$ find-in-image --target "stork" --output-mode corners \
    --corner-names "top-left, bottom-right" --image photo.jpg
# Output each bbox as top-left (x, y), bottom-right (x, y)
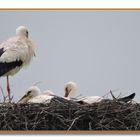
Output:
top-left (17, 86), bottom-right (54, 104)
top-left (64, 81), bottom-right (77, 100)
top-left (0, 26), bottom-right (35, 102)
top-left (64, 81), bottom-right (104, 104)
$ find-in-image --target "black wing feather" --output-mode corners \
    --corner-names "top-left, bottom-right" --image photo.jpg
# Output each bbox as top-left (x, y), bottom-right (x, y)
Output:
top-left (118, 93), bottom-right (135, 103)
top-left (0, 48), bottom-right (5, 57)
top-left (0, 60), bottom-right (23, 76)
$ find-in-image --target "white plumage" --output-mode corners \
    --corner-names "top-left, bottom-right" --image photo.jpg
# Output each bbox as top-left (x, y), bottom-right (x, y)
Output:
top-left (28, 89), bottom-right (54, 103)
top-left (17, 86), bottom-right (54, 104)
top-left (0, 26), bottom-right (35, 102)
top-left (28, 94), bottom-right (54, 104)
top-left (78, 96), bottom-right (103, 104)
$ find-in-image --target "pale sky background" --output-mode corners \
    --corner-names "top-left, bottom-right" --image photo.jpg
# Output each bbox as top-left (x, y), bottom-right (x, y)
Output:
top-left (0, 10), bottom-right (140, 102)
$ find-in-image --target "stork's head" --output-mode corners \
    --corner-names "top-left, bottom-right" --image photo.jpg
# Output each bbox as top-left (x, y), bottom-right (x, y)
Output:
top-left (17, 86), bottom-right (41, 104)
top-left (16, 26), bottom-right (29, 38)
top-left (64, 81), bottom-right (77, 98)
top-left (42, 90), bottom-right (54, 96)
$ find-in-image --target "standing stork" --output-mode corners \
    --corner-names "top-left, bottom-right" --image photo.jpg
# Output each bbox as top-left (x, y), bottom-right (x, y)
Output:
top-left (0, 26), bottom-right (35, 102)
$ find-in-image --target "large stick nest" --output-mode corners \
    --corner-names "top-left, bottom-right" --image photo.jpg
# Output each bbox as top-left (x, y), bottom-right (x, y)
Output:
top-left (0, 97), bottom-right (139, 131)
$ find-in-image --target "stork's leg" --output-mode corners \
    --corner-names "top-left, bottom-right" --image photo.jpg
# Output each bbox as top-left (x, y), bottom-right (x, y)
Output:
top-left (6, 76), bottom-right (11, 102)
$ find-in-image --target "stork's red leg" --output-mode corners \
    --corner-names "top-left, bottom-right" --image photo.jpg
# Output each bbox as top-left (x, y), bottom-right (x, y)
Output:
top-left (6, 76), bottom-right (11, 102)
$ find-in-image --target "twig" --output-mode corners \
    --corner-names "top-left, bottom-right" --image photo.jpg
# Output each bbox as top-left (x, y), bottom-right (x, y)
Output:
top-left (0, 86), bottom-right (6, 102)
top-left (102, 89), bottom-right (119, 98)
top-left (67, 116), bottom-right (80, 130)
top-left (110, 90), bottom-right (117, 101)
top-left (89, 122), bottom-right (92, 130)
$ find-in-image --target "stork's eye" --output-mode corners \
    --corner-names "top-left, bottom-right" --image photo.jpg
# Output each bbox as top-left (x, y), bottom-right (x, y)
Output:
top-left (27, 90), bottom-right (31, 95)
top-left (26, 30), bottom-right (28, 38)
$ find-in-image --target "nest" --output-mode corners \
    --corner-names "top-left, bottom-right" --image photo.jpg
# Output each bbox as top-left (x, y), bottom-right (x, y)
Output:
top-left (0, 97), bottom-right (140, 131)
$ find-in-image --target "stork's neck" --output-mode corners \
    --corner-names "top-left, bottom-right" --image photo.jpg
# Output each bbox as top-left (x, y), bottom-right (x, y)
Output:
top-left (68, 89), bottom-right (76, 98)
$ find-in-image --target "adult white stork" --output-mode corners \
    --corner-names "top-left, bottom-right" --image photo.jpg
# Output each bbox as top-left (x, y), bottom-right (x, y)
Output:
top-left (0, 26), bottom-right (35, 102)
top-left (17, 86), bottom-right (54, 104)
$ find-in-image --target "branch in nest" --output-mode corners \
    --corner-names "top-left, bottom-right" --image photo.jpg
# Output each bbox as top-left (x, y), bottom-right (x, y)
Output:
top-left (67, 116), bottom-right (80, 130)
top-left (109, 90), bottom-right (117, 101)
top-left (0, 86), bottom-right (7, 103)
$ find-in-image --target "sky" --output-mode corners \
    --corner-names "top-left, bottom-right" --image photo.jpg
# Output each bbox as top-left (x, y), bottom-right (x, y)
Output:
top-left (0, 10), bottom-right (140, 102)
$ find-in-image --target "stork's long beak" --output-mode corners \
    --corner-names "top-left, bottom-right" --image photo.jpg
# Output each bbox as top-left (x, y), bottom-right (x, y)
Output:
top-left (17, 94), bottom-right (28, 103)
top-left (64, 87), bottom-right (71, 97)
top-left (64, 87), bottom-right (68, 97)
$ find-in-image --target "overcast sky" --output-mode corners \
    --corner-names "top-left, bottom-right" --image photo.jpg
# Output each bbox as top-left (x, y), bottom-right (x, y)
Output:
top-left (0, 10), bottom-right (140, 102)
